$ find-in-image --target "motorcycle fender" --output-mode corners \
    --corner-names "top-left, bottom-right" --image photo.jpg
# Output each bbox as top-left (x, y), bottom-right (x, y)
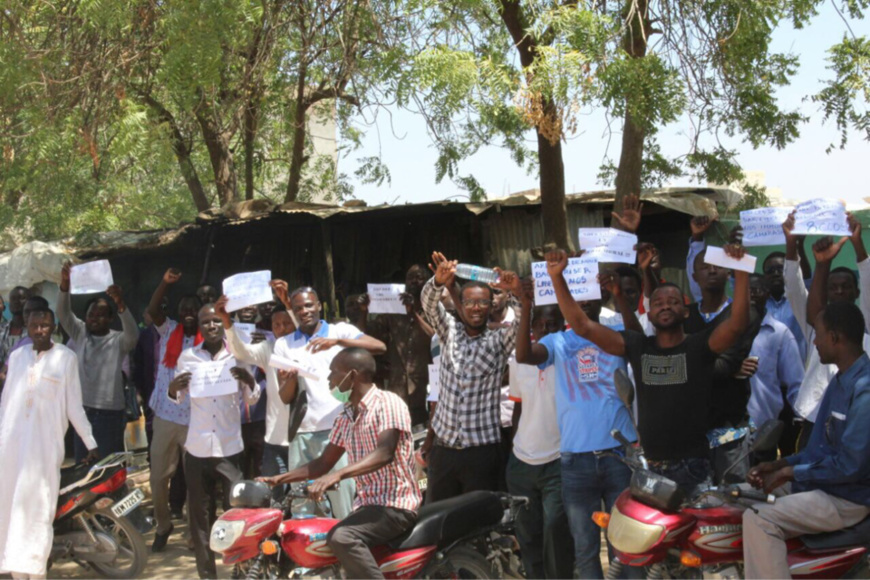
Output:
top-left (109, 488), bottom-right (153, 534)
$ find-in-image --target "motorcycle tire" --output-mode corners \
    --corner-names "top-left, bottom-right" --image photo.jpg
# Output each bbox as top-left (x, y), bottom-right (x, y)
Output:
top-left (444, 546), bottom-right (499, 579)
top-left (87, 509), bottom-right (148, 578)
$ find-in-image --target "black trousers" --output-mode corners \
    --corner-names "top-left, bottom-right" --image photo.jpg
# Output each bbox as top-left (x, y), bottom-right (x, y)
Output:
top-left (426, 442), bottom-right (502, 503)
top-left (241, 420), bottom-right (266, 479)
top-left (327, 505), bottom-right (417, 580)
top-left (185, 452), bottom-right (243, 579)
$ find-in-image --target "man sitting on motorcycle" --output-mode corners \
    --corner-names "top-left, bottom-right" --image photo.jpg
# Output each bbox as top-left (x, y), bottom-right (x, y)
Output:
top-left (544, 244), bottom-right (751, 493)
top-left (743, 301), bottom-right (870, 579)
top-left (260, 347), bottom-right (421, 580)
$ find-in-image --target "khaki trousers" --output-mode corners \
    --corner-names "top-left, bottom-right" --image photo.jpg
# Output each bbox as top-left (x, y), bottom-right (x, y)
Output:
top-left (149, 416), bottom-right (189, 534)
top-left (743, 488), bottom-right (870, 579)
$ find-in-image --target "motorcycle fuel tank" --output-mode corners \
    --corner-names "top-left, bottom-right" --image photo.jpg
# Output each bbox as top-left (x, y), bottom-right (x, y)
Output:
top-left (683, 504), bottom-right (745, 564)
top-left (279, 517), bottom-right (341, 569)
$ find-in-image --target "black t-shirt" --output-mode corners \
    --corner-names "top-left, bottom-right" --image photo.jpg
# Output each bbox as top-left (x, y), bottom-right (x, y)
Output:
top-left (621, 329), bottom-right (718, 461)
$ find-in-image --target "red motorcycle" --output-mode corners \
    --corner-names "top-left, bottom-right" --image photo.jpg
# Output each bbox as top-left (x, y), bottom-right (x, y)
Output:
top-left (594, 424), bottom-right (870, 579)
top-left (210, 481), bottom-right (526, 579)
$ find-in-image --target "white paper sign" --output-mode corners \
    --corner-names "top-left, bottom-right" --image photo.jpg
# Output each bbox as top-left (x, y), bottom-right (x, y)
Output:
top-left (69, 260), bottom-right (114, 294)
top-left (234, 322), bottom-right (256, 344)
top-left (704, 246), bottom-right (757, 273)
top-left (223, 270), bottom-right (273, 313)
top-left (531, 257), bottom-right (602, 306)
top-left (792, 198), bottom-right (849, 236)
top-left (740, 207), bottom-right (792, 247)
top-left (428, 364), bottom-right (440, 392)
top-left (268, 353), bottom-right (321, 381)
top-left (182, 358), bottom-right (239, 399)
top-left (578, 228), bottom-right (637, 263)
top-left (367, 284), bottom-right (407, 315)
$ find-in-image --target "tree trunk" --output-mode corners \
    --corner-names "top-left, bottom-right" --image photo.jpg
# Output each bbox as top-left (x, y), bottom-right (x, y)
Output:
top-left (139, 93), bottom-right (210, 212)
top-left (244, 98), bottom-right (258, 201)
top-left (196, 108), bottom-right (239, 206)
top-left (538, 124), bottom-right (570, 250)
top-left (613, 0), bottom-right (650, 213)
top-left (284, 67), bottom-right (309, 204)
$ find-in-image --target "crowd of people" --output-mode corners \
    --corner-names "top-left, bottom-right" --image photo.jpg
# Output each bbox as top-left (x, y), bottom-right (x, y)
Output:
top-left (0, 197), bottom-right (869, 580)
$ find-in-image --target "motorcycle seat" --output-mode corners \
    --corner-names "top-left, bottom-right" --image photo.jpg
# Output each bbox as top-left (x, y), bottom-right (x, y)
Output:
top-left (59, 463), bottom-right (91, 490)
top-left (388, 490), bottom-right (504, 550)
top-left (802, 515), bottom-right (870, 551)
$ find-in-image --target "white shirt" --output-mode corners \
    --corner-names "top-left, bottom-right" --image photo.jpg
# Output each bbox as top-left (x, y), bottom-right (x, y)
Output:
top-left (508, 356), bottom-right (560, 465)
top-left (173, 344), bottom-right (261, 458)
top-left (785, 258), bottom-right (870, 422)
top-left (225, 326), bottom-right (289, 446)
top-left (272, 321), bottom-right (362, 433)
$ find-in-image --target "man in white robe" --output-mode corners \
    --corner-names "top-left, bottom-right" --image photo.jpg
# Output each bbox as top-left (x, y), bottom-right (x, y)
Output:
top-left (0, 308), bottom-right (97, 579)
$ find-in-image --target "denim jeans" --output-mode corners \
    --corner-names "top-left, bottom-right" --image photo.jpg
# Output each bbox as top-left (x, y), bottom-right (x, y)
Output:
top-left (506, 453), bottom-right (574, 579)
top-left (561, 451), bottom-right (634, 579)
top-left (74, 407), bottom-right (126, 461)
top-left (262, 443), bottom-right (290, 501)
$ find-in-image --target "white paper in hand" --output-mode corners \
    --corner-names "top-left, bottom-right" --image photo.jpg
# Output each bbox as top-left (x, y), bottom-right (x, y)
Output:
top-left (531, 257), bottom-right (601, 306)
top-left (704, 246), bottom-right (757, 273)
top-left (223, 270), bottom-right (273, 313)
top-left (740, 207), bottom-right (792, 247)
top-left (792, 198), bottom-right (850, 236)
top-left (183, 358), bottom-right (239, 399)
top-left (428, 364), bottom-right (440, 392)
top-left (578, 228), bottom-right (637, 263)
top-left (268, 353), bottom-right (321, 381)
top-left (234, 322), bottom-right (256, 344)
top-left (367, 284), bottom-right (407, 314)
top-left (70, 260), bottom-right (114, 294)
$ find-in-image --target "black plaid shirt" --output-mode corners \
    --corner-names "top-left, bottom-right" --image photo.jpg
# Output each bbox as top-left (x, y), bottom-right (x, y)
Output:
top-left (422, 277), bottom-right (519, 447)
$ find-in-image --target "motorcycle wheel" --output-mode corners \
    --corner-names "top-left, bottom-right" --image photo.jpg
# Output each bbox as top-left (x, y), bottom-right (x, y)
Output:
top-left (444, 546), bottom-right (499, 579)
top-left (86, 509), bottom-right (148, 578)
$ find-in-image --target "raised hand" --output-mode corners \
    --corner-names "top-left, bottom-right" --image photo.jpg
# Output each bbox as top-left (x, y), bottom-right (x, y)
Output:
top-left (848, 213), bottom-right (862, 244)
top-left (723, 243), bottom-right (746, 261)
top-left (812, 236), bottom-right (848, 264)
top-left (545, 250), bottom-right (569, 278)
top-left (214, 295), bottom-right (233, 327)
top-left (729, 225), bottom-right (744, 245)
top-left (519, 277), bottom-right (535, 305)
top-left (431, 252), bottom-right (457, 287)
top-left (106, 285), bottom-right (126, 312)
top-left (611, 194), bottom-right (643, 233)
top-left (690, 215), bottom-right (716, 241)
top-left (163, 268), bottom-right (182, 285)
top-left (270, 279), bottom-right (290, 308)
top-left (781, 211), bottom-right (796, 240)
top-left (60, 261), bottom-right (72, 292)
top-left (636, 242), bottom-right (657, 272)
top-left (598, 270), bottom-right (622, 298)
top-left (492, 268), bottom-right (521, 296)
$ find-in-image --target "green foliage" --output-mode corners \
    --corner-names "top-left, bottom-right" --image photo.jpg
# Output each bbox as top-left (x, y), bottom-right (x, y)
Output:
top-left (814, 35), bottom-right (870, 151)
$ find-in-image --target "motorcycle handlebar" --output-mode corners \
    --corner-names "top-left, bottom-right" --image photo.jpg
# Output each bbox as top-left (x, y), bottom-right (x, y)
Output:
top-left (726, 486), bottom-right (775, 504)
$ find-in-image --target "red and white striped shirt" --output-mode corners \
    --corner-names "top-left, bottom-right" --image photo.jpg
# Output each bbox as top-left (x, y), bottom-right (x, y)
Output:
top-left (329, 387), bottom-right (421, 512)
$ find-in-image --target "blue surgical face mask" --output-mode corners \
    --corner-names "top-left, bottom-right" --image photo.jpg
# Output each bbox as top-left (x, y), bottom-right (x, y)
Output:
top-left (330, 370), bottom-right (353, 404)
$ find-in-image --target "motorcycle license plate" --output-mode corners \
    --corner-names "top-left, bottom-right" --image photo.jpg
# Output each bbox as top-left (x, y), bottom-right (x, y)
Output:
top-left (110, 488), bottom-right (144, 518)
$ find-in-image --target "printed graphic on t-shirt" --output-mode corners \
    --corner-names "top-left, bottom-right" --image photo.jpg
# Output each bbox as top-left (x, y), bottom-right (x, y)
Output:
top-left (641, 353), bottom-right (687, 385)
top-left (576, 347), bottom-right (599, 382)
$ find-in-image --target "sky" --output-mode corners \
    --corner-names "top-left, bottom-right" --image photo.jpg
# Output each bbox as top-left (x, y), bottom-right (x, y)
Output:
top-left (341, 3), bottom-right (870, 207)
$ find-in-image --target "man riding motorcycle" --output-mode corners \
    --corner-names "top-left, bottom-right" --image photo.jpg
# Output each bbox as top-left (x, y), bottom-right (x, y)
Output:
top-left (744, 301), bottom-right (870, 579)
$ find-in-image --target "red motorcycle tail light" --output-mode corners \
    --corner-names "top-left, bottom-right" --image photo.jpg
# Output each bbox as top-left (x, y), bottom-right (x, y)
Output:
top-left (91, 470), bottom-right (127, 494)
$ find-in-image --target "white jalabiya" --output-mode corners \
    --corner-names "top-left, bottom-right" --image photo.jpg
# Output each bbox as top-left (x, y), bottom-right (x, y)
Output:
top-left (0, 343), bottom-right (97, 577)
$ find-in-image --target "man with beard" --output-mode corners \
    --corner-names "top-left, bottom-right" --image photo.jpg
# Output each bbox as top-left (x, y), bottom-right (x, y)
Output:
top-left (419, 253), bottom-right (521, 501)
top-left (545, 244), bottom-right (751, 493)
top-left (146, 268), bottom-right (203, 552)
top-left (369, 265), bottom-right (436, 426)
top-left (168, 304), bottom-right (260, 579)
top-left (273, 286), bottom-right (386, 518)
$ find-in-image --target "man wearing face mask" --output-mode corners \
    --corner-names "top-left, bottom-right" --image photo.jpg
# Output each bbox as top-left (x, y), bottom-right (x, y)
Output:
top-left (57, 262), bottom-right (139, 461)
top-left (260, 348), bottom-right (420, 580)
top-left (418, 252), bottom-right (521, 502)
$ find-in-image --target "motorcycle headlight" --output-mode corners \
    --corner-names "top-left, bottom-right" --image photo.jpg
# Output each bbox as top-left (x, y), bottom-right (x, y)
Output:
top-left (210, 520), bottom-right (245, 553)
top-left (608, 505), bottom-right (666, 554)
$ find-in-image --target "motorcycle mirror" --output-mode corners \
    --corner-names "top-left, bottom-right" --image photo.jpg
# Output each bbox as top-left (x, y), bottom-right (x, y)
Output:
top-left (614, 368), bottom-right (635, 411)
top-left (751, 420), bottom-right (785, 453)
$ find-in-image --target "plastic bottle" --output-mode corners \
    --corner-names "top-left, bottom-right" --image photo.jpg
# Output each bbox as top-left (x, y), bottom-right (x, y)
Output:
top-left (454, 263), bottom-right (499, 284)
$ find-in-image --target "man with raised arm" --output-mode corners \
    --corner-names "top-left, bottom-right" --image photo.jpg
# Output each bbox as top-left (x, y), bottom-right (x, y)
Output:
top-left (418, 253), bottom-right (521, 501)
top-left (57, 262), bottom-right (139, 460)
top-left (545, 244), bottom-right (751, 492)
top-left (783, 213), bottom-right (870, 449)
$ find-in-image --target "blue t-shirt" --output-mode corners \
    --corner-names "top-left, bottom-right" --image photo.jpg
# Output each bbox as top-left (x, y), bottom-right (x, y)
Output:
top-left (538, 328), bottom-right (637, 453)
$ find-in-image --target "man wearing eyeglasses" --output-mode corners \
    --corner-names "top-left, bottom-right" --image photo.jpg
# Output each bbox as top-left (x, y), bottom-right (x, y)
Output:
top-left (743, 301), bottom-right (870, 579)
top-left (419, 252), bottom-right (521, 502)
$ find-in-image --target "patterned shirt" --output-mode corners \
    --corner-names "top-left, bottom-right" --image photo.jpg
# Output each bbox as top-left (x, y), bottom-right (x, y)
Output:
top-left (148, 319), bottom-right (193, 425)
top-left (329, 387), bottom-right (421, 512)
top-left (421, 277), bottom-right (520, 448)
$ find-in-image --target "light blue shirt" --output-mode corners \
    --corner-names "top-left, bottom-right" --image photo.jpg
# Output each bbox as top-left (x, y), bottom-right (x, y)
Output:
top-left (765, 293), bottom-right (807, 361)
top-left (149, 319), bottom-right (192, 425)
top-left (748, 312), bottom-right (805, 425)
top-left (538, 327), bottom-right (637, 454)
